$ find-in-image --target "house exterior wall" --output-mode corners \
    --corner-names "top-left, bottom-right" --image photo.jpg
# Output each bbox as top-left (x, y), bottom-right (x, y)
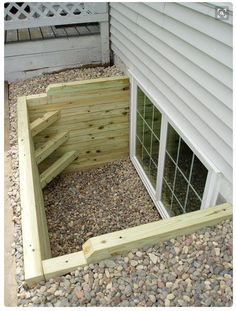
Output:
top-left (110, 2), bottom-right (233, 203)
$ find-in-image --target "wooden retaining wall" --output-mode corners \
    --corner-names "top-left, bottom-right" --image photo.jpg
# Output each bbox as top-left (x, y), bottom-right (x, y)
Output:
top-left (27, 76), bottom-right (130, 172)
top-left (17, 76), bottom-right (232, 286)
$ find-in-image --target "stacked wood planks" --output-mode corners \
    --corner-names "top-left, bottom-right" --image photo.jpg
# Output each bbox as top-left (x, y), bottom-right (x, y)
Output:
top-left (27, 76), bottom-right (130, 172)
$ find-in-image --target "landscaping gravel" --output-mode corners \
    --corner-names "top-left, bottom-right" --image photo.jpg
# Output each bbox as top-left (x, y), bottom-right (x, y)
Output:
top-left (44, 158), bottom-right (160, 257)
top-left (17, 219), bottom-right (233, 307)
top-left (7, 66), bottom-right (233, 307)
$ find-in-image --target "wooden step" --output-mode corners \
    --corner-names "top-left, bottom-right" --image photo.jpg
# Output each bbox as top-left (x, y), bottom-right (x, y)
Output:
top-left (30, 110), bottom-right (60, 137)
top-left (40, 150), bottom-right (78, 189)
top-left (35, 131), bottom-right (69, 165)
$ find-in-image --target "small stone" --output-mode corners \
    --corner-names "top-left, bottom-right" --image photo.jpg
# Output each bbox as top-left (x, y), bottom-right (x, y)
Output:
top-left (124, 284), bottom-right (132, 296)
top-left (182, 273), bottom-right (189, 280)
top-left (136, 265), bottom-right (144, 270)
top-left (160, 263), bottom-right (165, 270)
top-left (106, 282), bottom-right (112, 290)
top-left (165, 298), bottom-right (170, 307)
top-left (75, 290), bottom-right (84, 300)
top-left (130, 260), bottom-right (138, 267)
top-left (224, 274), bottom-right (232, 280)
top-left (214, 248), bottom-right (221, 256)
top-left (167, 293), bottom-right (175, 300)
top-left (136, 251), bottom-right (143, 257)
top-left (31, 296), bottom-right (40, 304)
top-left (183, 295), bottom-right (191, 302)
top-left (166, 282), bottom-right (173, 288)
top-left (104, 260), bottom-right (116, 268)
top-left (149, 294), bottom-right (156, 303)
top-left (182, 246), bottom-right (189, 254)
top-left (105, 269), bottom-right (110, 278)
top-left (148, 253), bottom-right (158, 264)
top-left (84, 274), bottom-right (90, 282)
top-left (174, 247), bottom-right (181, 255)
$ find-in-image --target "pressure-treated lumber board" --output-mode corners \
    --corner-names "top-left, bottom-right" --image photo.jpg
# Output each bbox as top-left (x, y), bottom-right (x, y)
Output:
top-left (30, 110), bottom-right (60, 137)
top-left (17, 97), bottom-right (51, 285)
top-left (28, 76), bottom-right (130, 171)
top-left (46, 76), bottom-right (129, 96)
top-left (40, 150), bottom-right (79, 189)
top-left (35, 131), bottom-right (69, 164)
top-left (34, 126), bottom-right (129, 145)
top-left (83, 203), bottom-right (232, 263)
top-left (38, 149), bottom-right (129, 173)
top-left (42, 251), bottom-right (87, 280)
top-left (41, 203), bottom-right (232, 279)
top-left (29, 106), bottom-right (129, 124)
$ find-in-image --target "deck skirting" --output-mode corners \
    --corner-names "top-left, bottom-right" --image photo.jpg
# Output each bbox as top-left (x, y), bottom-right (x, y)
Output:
top-left (5, 35), bottom-right (102, 81)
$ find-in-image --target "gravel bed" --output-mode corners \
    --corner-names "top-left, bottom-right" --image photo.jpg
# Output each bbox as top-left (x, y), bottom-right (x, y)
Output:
top-left (7, 66), bottom-right (233, 307)
top-left (17, 219), bottom-right (233, 307)
top-left (44, 158), bottom-right (160, 257)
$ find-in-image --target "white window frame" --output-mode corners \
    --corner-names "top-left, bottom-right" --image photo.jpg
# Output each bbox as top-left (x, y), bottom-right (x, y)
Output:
top-left (129, 74), bottom-right (221, 219)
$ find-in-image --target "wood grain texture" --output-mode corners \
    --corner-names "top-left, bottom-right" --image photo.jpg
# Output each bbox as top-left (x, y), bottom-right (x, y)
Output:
top-left (28, 76), bottom-right (130, 170)
top-left (42, 251), bottom-right (87, 280)
top-left (41, 203), bottom-right (232, 279)
top-left (41, 150), bottom-right (79, 189)
top-left (83, 203), bottom-right (232, 263)
top-left (30, 111), bottom-right (60, 137)
top-left (35, 131), bottom-right (69, 164)
top-left (17, 97), bottom-right (51, 285)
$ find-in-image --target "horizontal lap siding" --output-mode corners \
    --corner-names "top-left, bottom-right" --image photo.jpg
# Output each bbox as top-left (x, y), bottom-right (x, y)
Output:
top-left (110, 2), bottom-right (233, 201)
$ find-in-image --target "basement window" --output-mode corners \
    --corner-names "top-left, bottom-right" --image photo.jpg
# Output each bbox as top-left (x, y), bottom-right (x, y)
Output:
top-left (161, 124), bottom-right (208, 216)
top-left (130, 80), bottom-right (220, 218)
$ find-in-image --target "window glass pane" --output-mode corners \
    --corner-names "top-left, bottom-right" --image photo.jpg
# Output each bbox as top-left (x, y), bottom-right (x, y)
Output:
top-left (163, 153), bottom-right (176, 189)
top-left (161, 123), bottom-right (209, 216)
top-left (135, 87), bottom-right (161, 189)
top-left (137, 87), bottom-right (145, 114)
top-left (143, 123), bottom-right (151, 154)
top-left (136, 113), bottom-right (143, 141)
top-left (166, 124), bottom-right (179, 162)
top-left (173, 169), bottom-right (188, 207)
top-left (161, 181), bottom-right (172, 212)
top-left (171, 197), bottom-right (184, 216)
top-left (178, 139), bottom-right (193, 179)
top-left (144, 96), bottom-right (153, 127)
top-left (149, 160), bottom-right (157, 188)
top-left (152, 106), bottom-right (162, 139)
top-left (136, 136), bottom-right (142, 163)
top-left (142, 147), bottom-right (150, 176)
top-left (186, 186), bottom-right (202, 213)
top-left (190, 156), bottom-right (208, 198)
top-left (151, 135), bottom-right (159, 167)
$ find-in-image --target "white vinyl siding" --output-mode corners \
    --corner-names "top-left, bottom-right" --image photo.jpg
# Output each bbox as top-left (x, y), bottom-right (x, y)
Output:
top-left (110, 2), bottom-right (233, 202)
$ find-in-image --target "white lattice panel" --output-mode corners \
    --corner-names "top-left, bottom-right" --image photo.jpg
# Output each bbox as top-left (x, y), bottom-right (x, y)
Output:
top-left (4, 2), bottom-right (108, 30)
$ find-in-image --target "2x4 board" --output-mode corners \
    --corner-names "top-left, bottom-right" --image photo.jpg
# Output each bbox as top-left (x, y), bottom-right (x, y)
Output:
top-left (17, 76), bottom-right (232, 285)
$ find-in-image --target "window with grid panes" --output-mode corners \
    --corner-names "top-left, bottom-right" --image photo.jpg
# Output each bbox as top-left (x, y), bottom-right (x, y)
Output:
top-left (136, 87), bottom-right (162, 189)
top-left (135, 86), bottom-right (211, 217)
top-left (161, 124), bottom-right (208, 216)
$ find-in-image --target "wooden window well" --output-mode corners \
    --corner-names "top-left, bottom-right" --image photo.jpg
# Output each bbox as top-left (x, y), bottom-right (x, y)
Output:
top-left (18, 76), bottom-right (232, 285)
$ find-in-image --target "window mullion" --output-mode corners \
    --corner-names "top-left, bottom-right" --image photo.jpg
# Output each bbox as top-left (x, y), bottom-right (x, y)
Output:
top-left (170, 137), bottom-right (181, 208)
top-left (183, 154), bottom-right (195, 212)
top-left (156, 114), bottom-right (168, 200)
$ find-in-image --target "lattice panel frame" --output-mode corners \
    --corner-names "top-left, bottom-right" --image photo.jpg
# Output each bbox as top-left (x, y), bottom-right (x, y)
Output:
top-left (4, 2), bottom-right (108, 30)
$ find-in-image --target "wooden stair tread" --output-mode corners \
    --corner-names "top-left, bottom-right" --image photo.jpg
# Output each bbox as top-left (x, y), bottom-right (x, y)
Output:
top-left (30, 110), bottom-right (60, 137)
top-left (40, 150), bottom-right (78, 189)
top-left (35, 131), bottom-right (69, 164)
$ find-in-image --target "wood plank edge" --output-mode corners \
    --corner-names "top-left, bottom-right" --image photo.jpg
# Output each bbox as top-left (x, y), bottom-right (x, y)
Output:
top-left (42, 251), bottom-right (87, 280)
top-left (46, 75), bottom-right (129, 94)
top-left (82, 203), bottom-right (232, 262)
top-left (42, 203), bottom-right (231, 280)
top-left (17, 96), bottom-right (45, 285)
